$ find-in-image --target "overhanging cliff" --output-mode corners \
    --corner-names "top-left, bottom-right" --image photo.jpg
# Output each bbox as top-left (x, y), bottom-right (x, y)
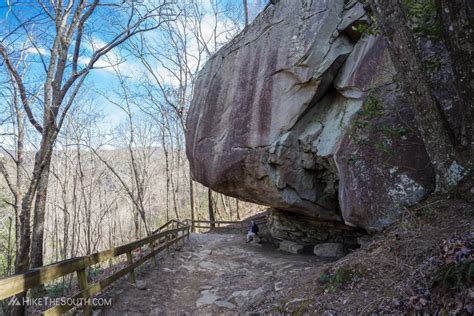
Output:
top-left (185, 0), bottom-right (436, 231)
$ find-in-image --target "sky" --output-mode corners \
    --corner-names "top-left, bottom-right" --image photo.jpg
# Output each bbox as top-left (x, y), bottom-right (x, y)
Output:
top-left (0, 0), bottom-right (268, 149)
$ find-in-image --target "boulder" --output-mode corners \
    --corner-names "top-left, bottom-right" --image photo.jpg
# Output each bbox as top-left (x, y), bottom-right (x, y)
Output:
top-left (135, 279), bottom-right (147, 290)
top-left (279, 240), bottom-right (304, 254)
top-left (267, 208), bottom-right (363, 247)
top-left (185, 0), bottom-right (435, 231)
top-left (313, 243), bottom-right (345, 258)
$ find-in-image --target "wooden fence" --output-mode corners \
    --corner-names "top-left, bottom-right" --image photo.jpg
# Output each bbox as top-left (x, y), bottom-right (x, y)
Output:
top-left (188, 218), bottom-right (267, 232)
top-left (0, 220), bottom-right (190, 315)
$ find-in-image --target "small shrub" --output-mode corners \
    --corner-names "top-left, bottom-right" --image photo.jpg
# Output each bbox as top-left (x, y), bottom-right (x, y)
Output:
top-left (433, 261), bottom-right (474, 291)
top-left (319, 268), bottom-right (359, 291)
top-left (403, 0), bottom-right (442, 40)
top-left (347, 154), bottom-right (362, 165)
top-left (361, 94), bottom-right (383, 119)
top-left (45, 281), bottom-right (68, 297)
top-left (423, 54), bottom-right (443, 72)
top-left (352, 15), bottom-right (380, 36)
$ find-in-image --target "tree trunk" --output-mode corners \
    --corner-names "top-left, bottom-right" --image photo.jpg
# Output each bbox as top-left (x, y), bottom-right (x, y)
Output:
top-left (189, 170), bottom-right (195, 232)
top-left (220, 194), bottom-right (229, 218)
top-left (13, 142), bottom-right (52, 315)
top-left (435, 0), bottom-right (474, 153)
top-left (29, 154), bottom-right (52, 298)
top-left (133, 211), bottom-right (140, 240)
top-left (243, 0), bottom-right (249, 26)
top-left (370, 0), bottom-right (468, 191)
top-left (208, 188), bottom-right (215, 228)
top-left (14, 88), bottom-right (24, 258)
top-left (6, 216), bottom-right (13, 275)
top-left (236, 199), bottom-right (241, 220)
top-left (30, 155), bottom-right (52, 269)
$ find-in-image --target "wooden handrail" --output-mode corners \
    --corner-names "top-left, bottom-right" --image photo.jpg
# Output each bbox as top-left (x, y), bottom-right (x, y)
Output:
top-left (190, 219), bottom-right (266, 225)
top-left (191, 220), bottom-right (243, 224)
top-left (188, 218), bottom-right (267, 232)
top-left (0, 224), bottom-right (190, 315)
top-left (43, 234), bottom-right (187, 315)
top-left (0, 217), bottom-right (268, 314)
top-left (152, 219), bottom-right (188, 234)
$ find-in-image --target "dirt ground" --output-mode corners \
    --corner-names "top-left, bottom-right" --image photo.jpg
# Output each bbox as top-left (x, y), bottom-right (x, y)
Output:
top-left (99, 232), bottom-right (326, 315)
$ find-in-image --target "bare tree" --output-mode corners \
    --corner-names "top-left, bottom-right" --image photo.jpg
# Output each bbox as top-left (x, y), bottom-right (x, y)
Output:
top-left (207, 188), bottom-right (215, 228)
top-left (243, 0), bottom-right (249, 26)
top-left (0, 1), bottom-right (178, 312)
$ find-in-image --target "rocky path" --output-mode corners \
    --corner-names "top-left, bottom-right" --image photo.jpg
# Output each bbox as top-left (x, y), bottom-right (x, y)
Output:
top-left (101, 233), bottom-right (326, 315)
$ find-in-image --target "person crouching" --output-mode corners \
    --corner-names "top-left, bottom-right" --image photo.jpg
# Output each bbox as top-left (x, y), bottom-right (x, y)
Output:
top-left (246, 220), bottom-right (259, 243)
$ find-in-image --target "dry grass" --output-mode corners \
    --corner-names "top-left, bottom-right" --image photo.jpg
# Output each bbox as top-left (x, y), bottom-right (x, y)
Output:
top-left (269, 196), bottom-right (473, 315)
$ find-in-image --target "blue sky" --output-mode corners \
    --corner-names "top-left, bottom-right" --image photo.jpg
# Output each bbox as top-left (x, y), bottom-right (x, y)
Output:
top-left (0, 0), bottom-right (268, 145)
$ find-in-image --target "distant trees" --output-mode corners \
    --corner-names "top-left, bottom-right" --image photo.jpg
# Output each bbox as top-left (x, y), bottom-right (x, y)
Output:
top-left (126, 0), bottom-right (243, 227)
top-left (0, 1), bottom-right (178, 314)
top-left (370, 0), bottom-right (473, 191)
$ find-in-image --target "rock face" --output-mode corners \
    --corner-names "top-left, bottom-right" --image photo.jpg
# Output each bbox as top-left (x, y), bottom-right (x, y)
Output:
top-left (186, 0), bottom-right (435, 231)
top-left (267, 209), bottom-right (363, 248)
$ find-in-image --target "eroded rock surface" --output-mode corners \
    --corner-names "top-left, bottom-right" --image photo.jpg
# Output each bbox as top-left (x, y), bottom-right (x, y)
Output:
top-left (313, 243), bottom-right (345, 258)
top-left (267, 208), bottom-right (363, 247)
top-left (185, 0), bottom-right (435, 230)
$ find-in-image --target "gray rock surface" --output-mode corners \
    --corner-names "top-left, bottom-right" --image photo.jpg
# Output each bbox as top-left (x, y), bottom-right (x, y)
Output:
top-left (214, 300), bottom-right (236, 309)
top-left (279, 240), bottom-right (304, 254)
top-left (268, 208), bottom-right (363, 247)
top-left (185, 0), bottom-right (435, 230)
top-left (313, 243), bottom-right (345, 258)
top-left (196, 290), bottom-right (219, 307)
top-left (135, 279), bottom-right (147, 290)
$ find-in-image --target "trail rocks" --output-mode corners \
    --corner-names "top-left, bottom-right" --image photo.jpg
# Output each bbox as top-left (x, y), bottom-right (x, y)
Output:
top-left (196, 290), bottom-right (219, 307)
top-left (214, 300), bottom-right (236, 309)
top-left (135, 279), bottom-right (147, 290)
top-left (185, 0), bottom-right (435, 231)
top-left (103, 233), bottom-right (325, 315)
top-left (279, 240), bottom-right (304, 254)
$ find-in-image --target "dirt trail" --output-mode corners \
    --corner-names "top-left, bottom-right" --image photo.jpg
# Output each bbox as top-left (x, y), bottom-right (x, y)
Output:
top-left (101, 232), bottom-right (326, 315)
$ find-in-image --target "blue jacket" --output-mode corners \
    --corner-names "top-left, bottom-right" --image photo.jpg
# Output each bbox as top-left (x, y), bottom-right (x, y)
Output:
top-left (248, 222), bottom-right (259, 234)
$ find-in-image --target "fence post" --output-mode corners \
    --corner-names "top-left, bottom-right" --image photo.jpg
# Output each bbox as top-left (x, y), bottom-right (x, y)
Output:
top-left (165, 236), bottom-right (171, 254)
top-left (150, 241), bottom-right (158, 267)
top-left (76, 268), bottom-right (92, 316)
top-left (126, 251), bottom-right (136, 284)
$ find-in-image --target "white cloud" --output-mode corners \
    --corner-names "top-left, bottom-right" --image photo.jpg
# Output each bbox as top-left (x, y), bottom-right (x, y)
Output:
top-left (25, 46), bottom-right (49, 56)
top-left (78, 37), bottom-right (143, 80)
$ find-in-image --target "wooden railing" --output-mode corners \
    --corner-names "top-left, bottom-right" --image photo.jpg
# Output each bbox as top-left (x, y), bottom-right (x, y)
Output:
top-left (0, 220), bottom-right (190, 315)
top-left (190, 218), bottom-right (267, 232)
top-left (152, 219), bottom-right (188, 234)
